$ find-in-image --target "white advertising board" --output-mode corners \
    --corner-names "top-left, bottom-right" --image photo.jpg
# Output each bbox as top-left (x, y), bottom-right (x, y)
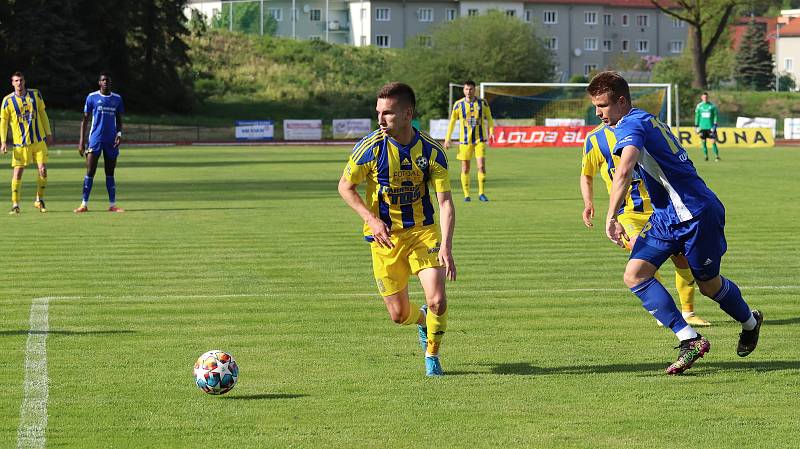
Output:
top-left (429, 119), bottom-right (459, 140)
top-left (333, 119), bottom-right (372, 139)
top-left (545, 118), bottom-right (586, 127)
top-left (235, 120), bottom-right (274, 140)
top-left (284, 119), bottom-right (322, 140)
top-left (736, 116), bottom-right (776, 137)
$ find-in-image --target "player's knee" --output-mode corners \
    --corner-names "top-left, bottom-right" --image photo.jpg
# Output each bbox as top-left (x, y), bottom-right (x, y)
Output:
top-left (697, 281), bottom-right (718, 298)
top-left (39, 167), bottom-right (47, 177)
top-left (623, 269), bottom-right (646, 289)
top-left (427, 296), bottom-right (447, 315)
top-left (388, 309), bottom-right (408, 324)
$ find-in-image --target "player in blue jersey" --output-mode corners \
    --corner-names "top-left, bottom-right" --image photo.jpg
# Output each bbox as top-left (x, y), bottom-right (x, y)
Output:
top-left (338, 82), bottom-right (456, 376)
top-left (587, 71), bottom-right (763, 375)
top-left (75, 72), bottom-right (125, 213)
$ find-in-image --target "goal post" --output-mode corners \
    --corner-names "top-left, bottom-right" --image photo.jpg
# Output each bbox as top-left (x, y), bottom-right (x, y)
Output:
top-left (479, 82), bottom-right (675, 128)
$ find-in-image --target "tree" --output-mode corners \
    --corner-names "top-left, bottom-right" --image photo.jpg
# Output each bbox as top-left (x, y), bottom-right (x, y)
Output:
top-left (735, 18), bottom-right (774, 90)
top-left (393, 11), bottom-right (555, 120)
top-left (651, 0), bottom-right (738, 89)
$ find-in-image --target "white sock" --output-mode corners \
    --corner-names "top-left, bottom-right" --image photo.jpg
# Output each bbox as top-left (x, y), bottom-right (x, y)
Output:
top-left (675, 325), bottom-right (698, 341)
top-left (682, 311), bottom-right (695, 319)
top-left (742, 313), bottom-right (757, 331)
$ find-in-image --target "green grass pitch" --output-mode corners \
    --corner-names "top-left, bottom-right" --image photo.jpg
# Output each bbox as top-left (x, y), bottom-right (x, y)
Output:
top-left (1, 144), bottom-right (798, 448)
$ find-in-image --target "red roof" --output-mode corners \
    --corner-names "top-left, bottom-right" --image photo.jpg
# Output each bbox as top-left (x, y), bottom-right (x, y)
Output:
top-left (730, 17), bottom-right (780, 53)
top-left (778, 17), bottom-right (800, 38)
top-left (524, 0), bottom-right (677, 7)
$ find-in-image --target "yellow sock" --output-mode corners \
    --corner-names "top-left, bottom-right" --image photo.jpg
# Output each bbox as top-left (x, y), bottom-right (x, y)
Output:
top-left (675, 267), bottom-right (696, 313)
top-left (460, 173), bottom-right (470, 198)
top-left (11, 179), bottom-right (20, 204)
top-left (478, 172), bottom-right (486, 195)
top-left (425, 308), bottom-right (448, 356)
top-left (36, 176), bottom-right (47, 199)
top-left (400, 302), bottom-right (422, 326)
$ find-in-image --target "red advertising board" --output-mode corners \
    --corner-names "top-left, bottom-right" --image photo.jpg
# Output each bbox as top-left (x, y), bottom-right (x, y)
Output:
top-left (492, 126), bottom-right (598, 147)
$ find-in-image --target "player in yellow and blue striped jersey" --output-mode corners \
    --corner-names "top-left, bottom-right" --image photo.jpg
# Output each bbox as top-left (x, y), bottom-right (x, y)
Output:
top-left (0, 72), bottom-right (53, 214)
top-left (580, 124), bottom-right (710, 327)
top-left (444, 80), bottom-right (494, 202)
top-left (339, 82), bottom-right (456, 377)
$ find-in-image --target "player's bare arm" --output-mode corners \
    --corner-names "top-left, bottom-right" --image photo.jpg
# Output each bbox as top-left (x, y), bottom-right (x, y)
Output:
top-left (337, 175), bottom-right (394, 249)
top-left (580, 175), bottom-right (595, 228)
top-left (78, 112), bottom-right (89, 156)
top-left (114, 112), bottom-right (123, 148)
top-left (606, 145), bottom-right (639, 246)
top-left (436, 190), bottom-right (456, 281)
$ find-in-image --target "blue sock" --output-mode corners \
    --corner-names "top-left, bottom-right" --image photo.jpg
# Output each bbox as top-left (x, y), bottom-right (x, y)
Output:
top-left (712, 277), bottom-right (752, 323)
top-left (106, 176), bottom-right (116, 204)
top-left (631, 278), bottom-right (688, 333)
top-left (82, 176), bottom-right (94, 203)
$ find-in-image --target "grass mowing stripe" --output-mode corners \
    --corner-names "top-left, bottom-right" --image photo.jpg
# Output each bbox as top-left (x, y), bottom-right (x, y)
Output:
top-left (16, 297), bottom-right (49, 449)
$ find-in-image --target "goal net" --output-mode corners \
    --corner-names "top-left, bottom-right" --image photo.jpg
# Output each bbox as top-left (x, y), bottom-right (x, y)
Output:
top-left (477, 82), bottom-right (673, 127)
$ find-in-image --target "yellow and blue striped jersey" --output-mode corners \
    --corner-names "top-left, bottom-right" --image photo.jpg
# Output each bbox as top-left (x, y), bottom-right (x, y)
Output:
top-left (581, 124), bottom-right (652, 216)
top-left (344, 128), bottom-right (451, 238)
top-left (0, 89), bottom-right (51, 146)
top-left (446, 97), bottom-right (494, 144)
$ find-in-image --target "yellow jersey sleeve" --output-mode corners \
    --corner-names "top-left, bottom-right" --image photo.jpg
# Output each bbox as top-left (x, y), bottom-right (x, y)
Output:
top-left (581, 137), bottom-right (602, 177)
top-left (429, 146), bottom-right (451, 193)
top-left (483, 99), bottom-right (494, 134)
top-left (35, 91), bottom-right (51, 135)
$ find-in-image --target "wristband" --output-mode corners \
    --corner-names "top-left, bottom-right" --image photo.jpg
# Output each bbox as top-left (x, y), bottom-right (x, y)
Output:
top-left (116, 131), bottom-right (123, 137)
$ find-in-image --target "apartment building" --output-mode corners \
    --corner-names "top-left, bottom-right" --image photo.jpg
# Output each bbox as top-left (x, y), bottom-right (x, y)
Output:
top-left (187, 0), bottom-right (689, 79)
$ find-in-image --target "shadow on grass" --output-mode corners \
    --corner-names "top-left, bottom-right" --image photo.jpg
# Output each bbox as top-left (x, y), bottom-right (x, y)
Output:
top-left (765, 317), bottom-right (800, 326)
top-left (224, 393), bottom-right (307, 400)
top-left (447, 360), bottom-right (800, 376)
top-left (0, 329), bottom-right (136, 336)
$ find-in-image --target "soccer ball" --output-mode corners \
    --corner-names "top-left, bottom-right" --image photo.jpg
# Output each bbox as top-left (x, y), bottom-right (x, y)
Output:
top-left (193, 350), bottom-right (239, 395)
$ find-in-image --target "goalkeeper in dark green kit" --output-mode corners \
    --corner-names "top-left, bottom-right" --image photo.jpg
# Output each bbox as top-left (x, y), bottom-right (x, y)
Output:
top-left (695, 92), bottom-right (719, 161)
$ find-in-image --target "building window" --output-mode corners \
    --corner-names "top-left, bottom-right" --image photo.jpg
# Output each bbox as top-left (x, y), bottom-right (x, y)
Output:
top-left (543, 10), bottom-right (557, 24)
top-left (602, 40), bottom-right (612, 52)
top-left (636, 40), bottom-right (649, 53)
top-left (603, 14), bottom-right (612, 26)
top-left (621, 40), bottom-right (629, 52)
top-left (360, 35), bottom-right (367, 46)
top-left (669, 41), bottom-right (684, 53)
top-left (584, 12), bottom-right (597, 25)
top-left (309, 9), bottom-right (321, 21)
top-left (308, 35), bottom-right (322, 41)
top-left (375, 8), bottom-right (390, 21)
top-left (418, 8), bottom-right (433, 22)
top-left (584, 38), bottom-right (598, 51)
top-left (636, 14), bottom-right (649, 27)
top-left (672, 18), bottom-right (685, 28)
top-left (375, 34), bottom-right (390, 48)
top-left (785, 58), bottom-right (794, 71)
top-left (418, 35), bottom-right (432, 47)
top-left (545, 37), bottom-right (558, 50)
top-left (467, 9), bottom-right (479, 16)
top-left (268, 8), bottom-right (283, 21)
top-left (621, 14), bottom-right (629, 27)
top-left (584, 64), bottom-right (598, 76)
top-left (506, 10), bottom-right (516, 17)
top-left (524, 10), bottom-right (532, 23)
top-left (446, 9), bottom-right (456, 21)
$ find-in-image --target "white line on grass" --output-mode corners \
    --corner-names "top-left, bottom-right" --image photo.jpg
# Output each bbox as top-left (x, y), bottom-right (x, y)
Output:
top-left (32, 284), bottom-right (800, 302)
top-left (17, 296), bottom-right (49, 449)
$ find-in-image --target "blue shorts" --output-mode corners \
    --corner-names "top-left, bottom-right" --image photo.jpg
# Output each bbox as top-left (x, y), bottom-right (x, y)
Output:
top-left (630, 201), bottom-right (727, 281)
top-left (87, 142), bottom-right (119, 160)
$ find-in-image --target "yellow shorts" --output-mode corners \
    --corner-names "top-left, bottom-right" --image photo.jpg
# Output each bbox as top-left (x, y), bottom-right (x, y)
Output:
top-left (370, 224), bottom-right (442, 297)
top-left (11, 141), bottom-right (48, 168)
top-left (457, 142), bottom-right (486, 161)
top-left (618, 212), bottom-right (650, 250)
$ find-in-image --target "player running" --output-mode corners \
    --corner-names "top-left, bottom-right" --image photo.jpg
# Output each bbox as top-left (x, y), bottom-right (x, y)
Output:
top-left (580, 124), bottom-right (710, 327)
top-left (588, 71), bottom-right (763, 375)
top-left (444, 80), bottom-right (494, 202)
top-left (695, 92), bottom-right (720, 161)
top-left (75, 72), bottom-right (125, 213)
top-left (0, 72), bottom-right (53, 214)
top-left (338, 82), bottom-right (456, 377)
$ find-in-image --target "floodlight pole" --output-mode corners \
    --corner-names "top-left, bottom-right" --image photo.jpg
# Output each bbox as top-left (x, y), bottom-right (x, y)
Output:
top-left (776, 21), bottom-right (781, 92)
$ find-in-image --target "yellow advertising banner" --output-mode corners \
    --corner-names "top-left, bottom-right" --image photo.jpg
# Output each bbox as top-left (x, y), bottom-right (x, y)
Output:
top-left (675, 127), bottom-right (774, 148)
